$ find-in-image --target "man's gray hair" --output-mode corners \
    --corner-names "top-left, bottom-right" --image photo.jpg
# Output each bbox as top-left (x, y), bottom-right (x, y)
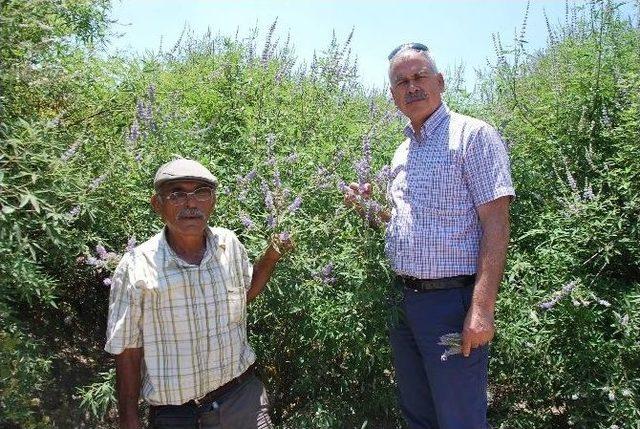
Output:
top-left (388, 48), bottom-right (439, 78)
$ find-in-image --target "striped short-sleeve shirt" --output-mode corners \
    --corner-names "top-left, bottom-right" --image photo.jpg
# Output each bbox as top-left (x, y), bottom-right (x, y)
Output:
top-left (104, 226), bottom-right (256, 406)
top-left (385, 102), bottom-right (515, 279)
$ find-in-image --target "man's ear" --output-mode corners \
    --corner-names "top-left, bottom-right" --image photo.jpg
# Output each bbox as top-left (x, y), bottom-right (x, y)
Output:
top-left (151, 194), bottom-right (162, 215)
top-left (437, 73), bottom-right (445, 92)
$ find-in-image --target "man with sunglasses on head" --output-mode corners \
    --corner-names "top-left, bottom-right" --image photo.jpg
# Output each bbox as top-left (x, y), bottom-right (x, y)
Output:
top-left (345, 43), bottom-right (514, 428)
top-left (105, 158), bottom-right (290, 429)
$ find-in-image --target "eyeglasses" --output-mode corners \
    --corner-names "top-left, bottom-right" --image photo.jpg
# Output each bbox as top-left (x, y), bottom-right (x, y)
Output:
top-left (163, 187), bottom-right (215, 205)
top-left (388, 42), bottom-right (429, 61)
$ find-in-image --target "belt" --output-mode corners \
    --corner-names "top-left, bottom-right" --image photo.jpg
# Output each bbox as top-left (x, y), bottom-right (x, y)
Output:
top-left (397, 274), bottom-right (475, 292)
top-left (183, 363), bottom-right (256, 407)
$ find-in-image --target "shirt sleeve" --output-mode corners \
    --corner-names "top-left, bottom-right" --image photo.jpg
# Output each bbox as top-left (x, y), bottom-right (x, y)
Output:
top-left (463, 124), bottom-right (516, 207)
top-left (104, 253), bottom-right (143, 355)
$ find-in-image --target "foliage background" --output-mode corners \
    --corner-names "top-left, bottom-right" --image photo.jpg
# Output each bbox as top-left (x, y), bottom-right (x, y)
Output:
top-left (0, 0), bottom-right (638, 428)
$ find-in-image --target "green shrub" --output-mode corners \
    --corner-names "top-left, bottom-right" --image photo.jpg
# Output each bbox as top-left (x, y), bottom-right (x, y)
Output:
top-left (481, 2), bottom-right (640, 427)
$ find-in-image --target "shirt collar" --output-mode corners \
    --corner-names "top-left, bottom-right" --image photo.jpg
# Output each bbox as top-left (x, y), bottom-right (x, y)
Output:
top-left (160, 226), bottom-right (221, 269)
top-left (403, 102), bottom-right (450, 142)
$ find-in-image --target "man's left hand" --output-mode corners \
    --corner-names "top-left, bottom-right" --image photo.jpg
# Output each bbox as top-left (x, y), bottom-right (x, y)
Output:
top-left (461, 304), bottom-right (495, 357)
top-left (268, 233), bottom-right (295, 260)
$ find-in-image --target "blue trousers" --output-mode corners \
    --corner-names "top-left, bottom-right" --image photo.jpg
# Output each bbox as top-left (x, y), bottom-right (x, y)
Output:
top-left (389, 283), bottom-right (489, 429)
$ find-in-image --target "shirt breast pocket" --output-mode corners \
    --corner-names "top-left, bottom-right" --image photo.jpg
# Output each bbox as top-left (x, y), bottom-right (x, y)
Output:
top-left (223, 283), bottom-right (245, 326)
top-left (413, 163), bottom-right (469, 213)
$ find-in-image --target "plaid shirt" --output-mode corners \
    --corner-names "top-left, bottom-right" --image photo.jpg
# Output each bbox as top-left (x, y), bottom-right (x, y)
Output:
top-left (104, 226), bottom-right (256, 406)
top-left (385, 102), bottom-right (515, 279)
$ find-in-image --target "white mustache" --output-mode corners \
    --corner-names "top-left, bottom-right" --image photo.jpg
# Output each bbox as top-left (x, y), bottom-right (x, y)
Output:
top-left (406, 92), bottom-right (427, 103)
top-left (177, 208), bottom-right (205, 219)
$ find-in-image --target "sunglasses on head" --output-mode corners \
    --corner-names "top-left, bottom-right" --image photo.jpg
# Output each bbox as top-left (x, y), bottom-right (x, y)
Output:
top-left (388, 43), bottom-right (429, 60)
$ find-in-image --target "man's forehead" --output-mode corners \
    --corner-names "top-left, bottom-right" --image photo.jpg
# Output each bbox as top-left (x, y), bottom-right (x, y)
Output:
top-left (390, 53), bottom-right (431, 76)
top-left (159, 180), bottom-right (211, 192)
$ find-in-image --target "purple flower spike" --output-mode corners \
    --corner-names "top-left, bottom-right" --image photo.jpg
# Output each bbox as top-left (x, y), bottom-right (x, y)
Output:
top-left (136, 100), bottom-right (152, 122)
top-left (539, 299), bottom-right (557, 310)
top-left (261, 182), bottom-right (275, 212)
top-left (362, 135), bottom-right (372, 161)
top-left (85, 256), bottom-right (99, 266)
top-left (561, 281), bottom-right (578, 294)
top-left (374, 165), bottom-right (391, 187)
top-left (266, 134), bottom-right (275, 153)
top-left (245, 170), bottom-right (257, 182)
top-left (266, 214), bottom-right (277, 229)
top-left (338, 180), bottom-right (349, 193)
top-left (129, 120), bottom-right (140, 142)
top-left (321, 263), bottom-right (334, 277)
top-left (103, 278), bottom-right (112, 286)
top-left (89, 174), bottom-right (108, 191)
top-left (285, 153), bottom-right (299, 163)
top-left (287, 196), bottom-right (302, 213)
top-left (354, 158), bottom-right (370, 186)
top-left (60, 140), bottom-right (81, 162)
top-left (273, 169), bottom-right (282, 188)
top-left (240, 213), bottom-right (254, 230)
top-left (68, 206), bottom-right (81, 218)
top-left (278, 231), bottom-right (290, 241)
top-left (96, 245), bottom-right (108, 260)
top-left (316, 262), bottom-right (337, 285)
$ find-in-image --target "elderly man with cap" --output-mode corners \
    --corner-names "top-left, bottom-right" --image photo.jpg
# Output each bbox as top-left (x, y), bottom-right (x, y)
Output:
top-left (345, 43), bottom-right (515, 428)
top-left (105, 158), bottom-right (288, 429)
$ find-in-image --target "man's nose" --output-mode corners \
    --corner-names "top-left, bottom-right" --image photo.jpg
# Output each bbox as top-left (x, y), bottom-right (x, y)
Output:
top-left (184, 193), bottom-right (198, 207)
top-left (407, 79), bottom-right (419, 91)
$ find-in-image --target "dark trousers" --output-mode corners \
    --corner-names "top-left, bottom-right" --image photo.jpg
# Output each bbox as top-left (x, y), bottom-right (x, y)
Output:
top-left (149, 376), bottom-right (273, 429)
top-left (389, 282), bottom-right (489, 429)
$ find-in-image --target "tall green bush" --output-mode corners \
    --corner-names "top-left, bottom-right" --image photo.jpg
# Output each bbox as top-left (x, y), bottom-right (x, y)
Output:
top-left (1, 1), bottom-right (113, 427)
top-left (481, 2), bottom-right (640, 427)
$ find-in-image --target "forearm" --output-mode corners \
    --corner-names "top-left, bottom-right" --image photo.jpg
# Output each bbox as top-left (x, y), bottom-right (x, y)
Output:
top-left (115, 348), bottom-right (143, 428)
top-left (247, 245), bottom-right (281, 302)
top-left (473, 212), bottom-right (510, 312)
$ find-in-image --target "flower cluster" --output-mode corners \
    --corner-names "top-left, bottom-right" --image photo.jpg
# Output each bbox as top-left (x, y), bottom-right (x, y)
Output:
top-left (127, 84), bottom-right (158, 154)
top-left (438, 332), bottom-right (462, 361)
top-left (83, 237), bottom-right (136, 286)
top-left (539, 280), bottom-right (578, 310)
top-left (236, 134), bottom-right (303, 241)
top-left (89, 174), bottom-right (108, 191)
top-left (67, 205), bottom-right (81, 219)
top-left (85, 244), bottom-right (119, 269)
top-left (60, 139), bottom-right (82, 162)
top-left (313, 263), bottom-right (337, 285)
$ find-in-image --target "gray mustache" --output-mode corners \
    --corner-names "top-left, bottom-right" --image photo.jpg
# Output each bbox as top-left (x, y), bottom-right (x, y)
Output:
top-left (177, 208), bottom-right (205, 219)
top-left (406, 92), bottom-right (427, 103)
